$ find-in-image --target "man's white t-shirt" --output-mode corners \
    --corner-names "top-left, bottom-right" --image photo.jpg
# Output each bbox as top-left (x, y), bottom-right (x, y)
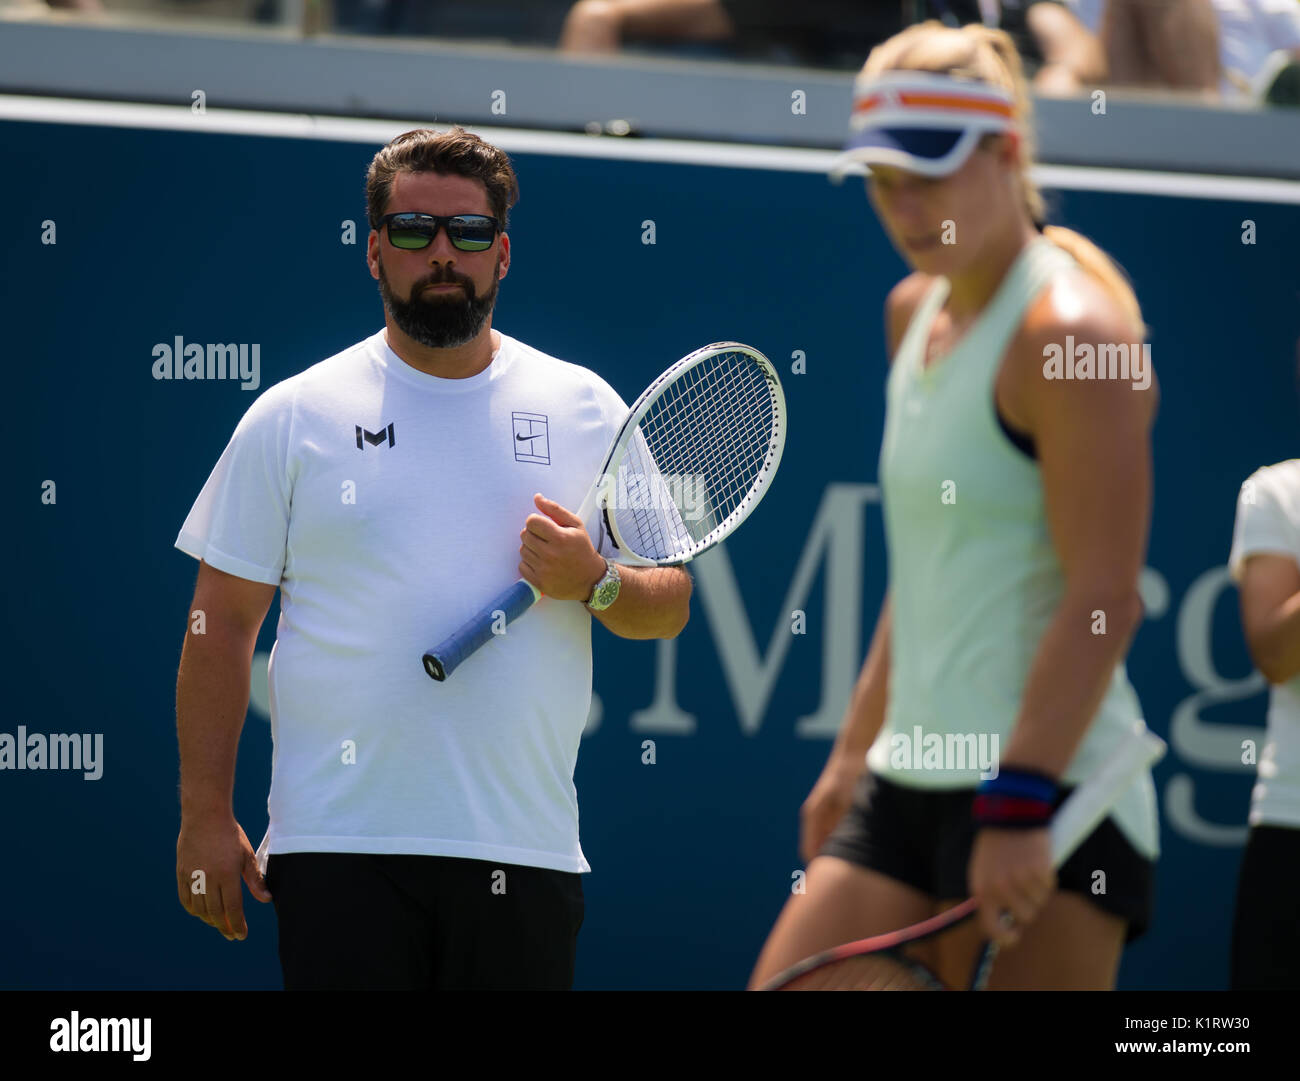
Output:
top-left (176, 329), bottom-right (630, 875)
top-left (1228, 459), bottom-right (1300, 829)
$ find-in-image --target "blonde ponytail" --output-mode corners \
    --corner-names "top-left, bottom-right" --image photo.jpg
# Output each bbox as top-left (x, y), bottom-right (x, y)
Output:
top-left (862, 20), bottom-right (1147, 338)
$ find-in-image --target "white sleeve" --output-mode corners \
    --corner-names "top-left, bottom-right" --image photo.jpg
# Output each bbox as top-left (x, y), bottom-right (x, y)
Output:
top-left (1255, 0), bottom-right (1300, 50)
top-left (174, 383), bottom-right (295, 585)
top-left (1228, 466), bottom-right (1300, 583)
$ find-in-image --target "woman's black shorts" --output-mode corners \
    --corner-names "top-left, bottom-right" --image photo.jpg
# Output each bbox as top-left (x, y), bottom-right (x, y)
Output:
top-left (820, 771), bottom-right (1155, 942)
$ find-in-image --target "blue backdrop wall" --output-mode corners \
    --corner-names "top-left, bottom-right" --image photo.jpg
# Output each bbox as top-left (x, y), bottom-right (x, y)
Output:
top-left (2, 115), bottom-right (1298, 990)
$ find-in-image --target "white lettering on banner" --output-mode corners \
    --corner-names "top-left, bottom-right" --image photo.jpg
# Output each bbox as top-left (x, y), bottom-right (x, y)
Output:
top-left (631, 483), bottom-right (877, 737)
top-left (1165, 776), bottom-right (1251, 845)
top-left (630, 637), bottom-right (696, 734)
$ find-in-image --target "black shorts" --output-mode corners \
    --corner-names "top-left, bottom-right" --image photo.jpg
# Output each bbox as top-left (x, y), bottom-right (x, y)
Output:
top-left (1230, 823), bottom-right (1300, 989)
top-left (820, 771), bottom-right (1155, 942)
top-left (264, 852), bottom-right (584, 990)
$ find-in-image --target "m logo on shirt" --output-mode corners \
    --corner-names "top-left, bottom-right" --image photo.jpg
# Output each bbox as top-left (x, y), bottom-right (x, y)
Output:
top-left (356, 423), bottom-right (396, 450)
top-left (512, 412), bottom-right (550, 465)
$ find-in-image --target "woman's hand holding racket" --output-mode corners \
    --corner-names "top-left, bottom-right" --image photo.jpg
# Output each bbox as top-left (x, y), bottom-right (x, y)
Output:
top-left (969, 826), bottom-right (1055, 949)
top-left (759, 724), bottom-right (1166, 990)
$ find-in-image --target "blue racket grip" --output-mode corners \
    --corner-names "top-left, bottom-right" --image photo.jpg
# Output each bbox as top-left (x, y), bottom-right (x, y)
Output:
top-left (423, 579), bottom-right (541, 681)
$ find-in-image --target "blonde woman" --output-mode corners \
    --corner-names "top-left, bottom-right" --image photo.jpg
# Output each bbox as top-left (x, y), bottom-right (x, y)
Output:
top-left (750, 21), bottom-right (1161, 991)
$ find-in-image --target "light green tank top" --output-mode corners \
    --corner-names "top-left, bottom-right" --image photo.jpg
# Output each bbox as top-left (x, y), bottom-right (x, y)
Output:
top-left (866, 237), bottom-right (1159, 860)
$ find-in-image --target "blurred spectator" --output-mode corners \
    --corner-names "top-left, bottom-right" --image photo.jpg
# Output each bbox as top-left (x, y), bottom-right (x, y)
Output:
top-left (559, 1), bottom-right (900, 66)
top-left (297, 0), bottom-right (572, 42)
top-left (1214, 0), bottom-right (1300, 102)
top-left (561, 0), bottom-right (1104, 82)
top-left (1077, 0), bottom-right (1300, 103)
top-left (993, 1), bottom-right (1109, 92)
top-left (1098, 0), bottom-right (1223, 96)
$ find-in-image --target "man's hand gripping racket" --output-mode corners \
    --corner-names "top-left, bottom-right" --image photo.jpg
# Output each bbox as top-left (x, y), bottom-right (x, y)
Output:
top-left (423, 342), bottom-right (787, 681)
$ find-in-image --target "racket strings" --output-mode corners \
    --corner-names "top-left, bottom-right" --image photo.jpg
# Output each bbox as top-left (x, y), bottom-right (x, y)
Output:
top-left (678, 365), bottom-right (767, 520)
top-left (621, 361), bottom-right (736, 555)
top-left (617, 350), bottom-right (779, 560)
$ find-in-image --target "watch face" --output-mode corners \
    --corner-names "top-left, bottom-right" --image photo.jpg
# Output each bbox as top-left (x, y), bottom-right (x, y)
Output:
top-left (589, 561), bottom-right (621, 610)
top-left (593, 578), bottom-right (619, 609)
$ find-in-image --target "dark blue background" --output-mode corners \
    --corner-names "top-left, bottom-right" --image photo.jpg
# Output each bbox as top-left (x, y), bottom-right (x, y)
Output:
top-left (3, 118), bottom-right (1298, 990)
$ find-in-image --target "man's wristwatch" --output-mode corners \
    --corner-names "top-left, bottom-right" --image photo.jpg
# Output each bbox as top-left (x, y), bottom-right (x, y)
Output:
top-left (586, 558), bottom-right (622, 611)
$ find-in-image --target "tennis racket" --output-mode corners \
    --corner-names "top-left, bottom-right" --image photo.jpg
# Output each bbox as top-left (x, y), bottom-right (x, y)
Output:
top-left (759, 723), bottom-right (1166, 990)
top-left (423, 341), bottom-right (786, 682)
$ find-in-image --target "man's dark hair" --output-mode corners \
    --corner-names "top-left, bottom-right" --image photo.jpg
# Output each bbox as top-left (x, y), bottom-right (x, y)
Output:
top-left (366, 126), bottom-right (520, 230)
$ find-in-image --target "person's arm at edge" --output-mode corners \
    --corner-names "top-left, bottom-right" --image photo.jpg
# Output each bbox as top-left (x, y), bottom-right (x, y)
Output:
top-left (1239, 552), bottom-right (1300, 684)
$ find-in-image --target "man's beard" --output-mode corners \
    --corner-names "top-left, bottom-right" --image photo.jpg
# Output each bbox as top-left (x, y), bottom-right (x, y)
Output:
top-left (378, 255), bottom-right (499, 349)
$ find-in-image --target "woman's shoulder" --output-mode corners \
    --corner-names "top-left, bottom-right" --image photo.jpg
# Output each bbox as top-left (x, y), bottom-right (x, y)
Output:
top-left (1022, 263), bottom-right (1137, 343)
top-left (1010, 263), bottom-right (1147, 379)
top-left (1010, 263), bottom-right (1159, 414)
top-left (1024, 262), bottom-right (1128, 332)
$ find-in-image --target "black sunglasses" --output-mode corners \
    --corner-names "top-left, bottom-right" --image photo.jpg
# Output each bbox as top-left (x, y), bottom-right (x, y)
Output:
top-left (378, 212), bottom-right (500, 252)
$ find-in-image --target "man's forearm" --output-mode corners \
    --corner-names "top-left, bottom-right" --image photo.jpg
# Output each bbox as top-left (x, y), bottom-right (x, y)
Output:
top-left (590, 565), bottom-right (692, 640)
top-left (176, 624), bottom-right (256, 817)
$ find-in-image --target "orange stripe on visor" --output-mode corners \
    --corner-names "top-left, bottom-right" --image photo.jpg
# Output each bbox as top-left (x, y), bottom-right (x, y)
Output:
top-left (832, 72), bottom-right (1018, 179)
top-left (853, 92), bottom-right (1016, 121)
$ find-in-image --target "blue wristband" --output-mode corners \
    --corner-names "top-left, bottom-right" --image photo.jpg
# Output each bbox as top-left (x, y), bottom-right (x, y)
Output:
top-left (976, 766), bottom-right (1059, 803)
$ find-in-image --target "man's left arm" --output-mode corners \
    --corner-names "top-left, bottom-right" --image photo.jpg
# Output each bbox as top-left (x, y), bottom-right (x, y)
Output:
top-left (519, 493), bottom-right (691, 640)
